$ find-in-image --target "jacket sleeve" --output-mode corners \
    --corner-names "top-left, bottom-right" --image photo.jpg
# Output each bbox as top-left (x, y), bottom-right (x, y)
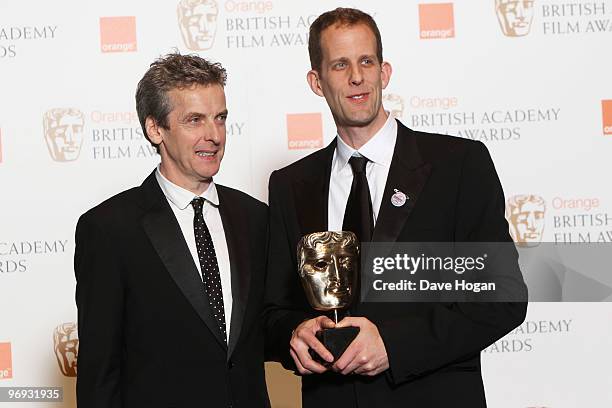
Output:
top-left (263, 170), bottom-right (312, 369)
top-left (74, 213), bottom-right (124, 407)
top-left (378, 141), bottom-right (528, 384)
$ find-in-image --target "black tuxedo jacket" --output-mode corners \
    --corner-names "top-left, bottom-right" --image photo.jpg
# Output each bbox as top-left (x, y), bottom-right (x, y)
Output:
top-left (75, 171), bottom-right (269, 408)
top-left (264, 121), bottom-right (527, 408)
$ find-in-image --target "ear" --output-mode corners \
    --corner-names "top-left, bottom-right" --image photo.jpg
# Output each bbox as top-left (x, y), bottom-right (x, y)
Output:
top-left (380, 61), bottom-right (392, 90)
top-left (307, 70), bottom-right (325, 97)
top-left (145, 116), bottom-right (164, 146)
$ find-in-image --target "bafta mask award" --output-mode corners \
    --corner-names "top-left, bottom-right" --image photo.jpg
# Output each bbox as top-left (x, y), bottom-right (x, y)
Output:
top-left (297, 231), bottom-right (360, 363)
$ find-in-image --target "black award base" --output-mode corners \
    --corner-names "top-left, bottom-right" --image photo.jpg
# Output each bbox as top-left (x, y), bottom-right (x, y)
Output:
top-left (309, 326), bottom-right (360, 365)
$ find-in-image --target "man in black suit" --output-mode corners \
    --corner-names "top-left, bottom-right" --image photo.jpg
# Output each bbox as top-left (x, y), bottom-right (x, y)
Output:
top-left (75, 53), bottom-right (269, 407)
top-left (264, 8), bottom-right (527, 407)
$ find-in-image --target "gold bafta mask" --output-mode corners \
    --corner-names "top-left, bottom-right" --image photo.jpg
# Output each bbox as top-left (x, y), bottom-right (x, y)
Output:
top-left (495, 0), bottom-right (535, 37)
top-left (53, 322), bottom-right (78, 377)
top-left (177, 0), bottom-right (219, 51)
top-left (43, 108), bottom-right (84, 162)
top-left (506, 194), bottom-right (546, 246)
top-left (383, 94), bottom-right (405, 119)
top-left (297, 231), bottom-right (359, 312)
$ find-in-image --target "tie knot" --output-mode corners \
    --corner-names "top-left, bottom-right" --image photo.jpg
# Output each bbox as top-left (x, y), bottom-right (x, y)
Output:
top-left (191, 197), bottom-right (205, 213)
top-left (348, 155), bottom-right (369, 174)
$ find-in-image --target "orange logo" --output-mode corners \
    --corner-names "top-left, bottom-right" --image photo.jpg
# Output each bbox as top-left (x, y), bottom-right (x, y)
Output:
top-left (419, 3), bottom-right (455, 39)
top-left (0, 342), bottom-right (12, 380)
top-left (287, 113), bottom-right (323, 150)
top-left (53, 323), bottom-right (78, 377)
top-left (100, 16), bottom-right (137, 53)
top-left (602, 100), bottom-right (612, 136)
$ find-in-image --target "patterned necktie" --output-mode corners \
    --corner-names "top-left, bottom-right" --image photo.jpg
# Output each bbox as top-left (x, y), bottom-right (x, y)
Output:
top-left (191, 197), bottom-right (227, 341)
top-left (342, 155), bottom-right (374, 242)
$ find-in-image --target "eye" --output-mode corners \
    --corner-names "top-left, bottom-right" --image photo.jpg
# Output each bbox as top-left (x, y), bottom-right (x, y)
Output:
top-left (314, 260), bottom-right (327, 269)
top-left (188, 116), bottom-right (201, 124)
top-left (216, 113), bottom-right (227, 123)
top-left (361, 57), bottom-right (373, 65)
top-left (333, 61), bottom-right (347, 70)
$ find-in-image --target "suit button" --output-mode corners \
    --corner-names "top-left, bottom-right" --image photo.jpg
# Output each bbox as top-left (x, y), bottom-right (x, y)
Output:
top-left (228, 360), bottom-right (235, 369)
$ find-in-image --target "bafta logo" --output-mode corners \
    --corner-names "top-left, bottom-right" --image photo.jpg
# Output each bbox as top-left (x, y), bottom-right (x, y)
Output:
top-left (43, 108), bottom-right (84, 162)
top-left (506, 194), bottom-right (546, 246)
top-left (495, 0), bottom-right (535, 37)
top-left (177, 0), bottom-right (219, 51)
top-left (53, 322), bottom-right (78, 377)
top-left (383, 94), bottom-right (405, 119)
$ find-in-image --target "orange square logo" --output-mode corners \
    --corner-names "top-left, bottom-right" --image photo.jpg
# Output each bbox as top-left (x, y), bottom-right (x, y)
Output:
top-left (287, 113), bottom-right (323, 150)
top-left (419, 3), bottom-right (455, 39)
top-left (100, 16), bottom-right (137, 53)
top-left (0, 343), bottom-right (12, 380)
top-left (602, 100), bottom-right (612, 136)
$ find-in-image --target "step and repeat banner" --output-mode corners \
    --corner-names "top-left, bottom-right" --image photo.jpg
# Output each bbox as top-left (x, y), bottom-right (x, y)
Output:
top-left (1, 0), bottom-right (611, 407)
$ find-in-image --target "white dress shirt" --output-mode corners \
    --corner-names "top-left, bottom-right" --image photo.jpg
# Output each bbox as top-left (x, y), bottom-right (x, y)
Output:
top-left (156, 168), bottom-right (233, 342)
top-left (328, 113), bottom-right (398, 231)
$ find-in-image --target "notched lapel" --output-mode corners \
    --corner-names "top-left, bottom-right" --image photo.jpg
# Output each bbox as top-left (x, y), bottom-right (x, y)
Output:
top-left (140, 177), bottom-right (227, 351)
top-left (291, 141), bottom-right (336, 235)
top-left (217, 187), bottom-right (250, 358)
top-left (372, 125), bottom-right (432, 243)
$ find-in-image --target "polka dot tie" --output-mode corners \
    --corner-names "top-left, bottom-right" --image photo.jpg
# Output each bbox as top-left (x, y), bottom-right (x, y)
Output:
top-left (191, 197), bottom-right (227, 341)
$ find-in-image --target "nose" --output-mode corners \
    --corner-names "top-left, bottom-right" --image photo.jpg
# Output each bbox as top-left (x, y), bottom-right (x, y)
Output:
top-left (65, 127), bottom-right (75, 144)
top-left (526, 213), bottom-right (536, 230)
top-left (202, 121), bottom-right (222, 144)
top-left (516, 3), bottom-right (525, 19)
top-left (328, 255), bottom-right (341, 284)
top-left (349, 64), bottom-right (364, 86)
top-left (199, 16), bottom-right (209, 33)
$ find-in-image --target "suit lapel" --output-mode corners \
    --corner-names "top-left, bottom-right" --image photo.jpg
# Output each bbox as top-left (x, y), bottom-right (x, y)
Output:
top-left (372, 122), bottom-right (432, 243)
top-left (216, 186), bottom-right (250, 358)
top-left (139, 172), bottom-right (228, 351)
top-left (292, 140), bottom-right (336, 235)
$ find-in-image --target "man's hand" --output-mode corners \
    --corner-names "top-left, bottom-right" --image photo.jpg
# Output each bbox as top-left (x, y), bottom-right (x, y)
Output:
top-left (332, 317), bottom-right (389, 376)
top-left (289, 316), bottom-right (336, 375)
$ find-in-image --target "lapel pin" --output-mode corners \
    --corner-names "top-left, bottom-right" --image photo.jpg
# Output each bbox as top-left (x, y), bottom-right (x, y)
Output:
top-left (391, 189), bottom-right (408, 207)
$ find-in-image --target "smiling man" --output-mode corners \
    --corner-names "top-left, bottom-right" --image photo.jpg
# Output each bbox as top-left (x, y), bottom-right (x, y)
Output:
top-left (264, 8), bottom-right (527, 408)
top-left (75, 53), bottom-right (269, 407)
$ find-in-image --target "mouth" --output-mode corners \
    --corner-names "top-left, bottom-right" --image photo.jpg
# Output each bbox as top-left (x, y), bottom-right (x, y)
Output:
top-left (195, 150), bottom-right (217, 159)
top-left (346, 93), bottom-right (369, 104)
top-left (327, 287), bottom-right (350, 297)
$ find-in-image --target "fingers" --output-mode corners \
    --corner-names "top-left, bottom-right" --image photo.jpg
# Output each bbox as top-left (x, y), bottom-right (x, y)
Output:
top-left (290, 348), bottom-right (312, 375)
top-left (319, 316), bottom-right (336, 329)
top-left (289, 317), bottom-right (335, 375)
top-left (331, 317), bottom-right (389, 376)
top-left (335, 316), bottom-right (361, 329)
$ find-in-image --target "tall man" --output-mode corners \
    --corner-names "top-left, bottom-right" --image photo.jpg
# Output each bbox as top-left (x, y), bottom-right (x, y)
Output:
top-left (75, 53), bottom-right (269, 407)
top-left (264, 8), bottom-right (527, 407)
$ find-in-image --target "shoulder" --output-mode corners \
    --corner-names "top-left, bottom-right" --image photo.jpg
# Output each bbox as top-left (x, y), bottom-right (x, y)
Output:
top-left (270, 142), bottom-right (334, 183)
top-left (77, 186), bottom-right (143, 232)
top-left (398, 122), bottom-right (492, 166)
top-left (216, 184), bottom-right (267, 217)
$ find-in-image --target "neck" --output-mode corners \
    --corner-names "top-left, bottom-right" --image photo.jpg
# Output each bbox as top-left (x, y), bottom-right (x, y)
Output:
top-left (159, 163), bottom-right (210, 196)
top-left (336, 109), bottom-right (389, 150)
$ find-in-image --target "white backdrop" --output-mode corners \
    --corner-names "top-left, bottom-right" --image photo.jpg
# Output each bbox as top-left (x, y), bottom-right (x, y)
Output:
top-left (1, 0), bottom-right (611, 407)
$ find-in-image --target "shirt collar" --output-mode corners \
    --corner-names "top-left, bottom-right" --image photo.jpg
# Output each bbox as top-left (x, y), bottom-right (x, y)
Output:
top-left (335, 112), bottom-right (397, 168)
top-left (155, 166), bottom-right (219, 210)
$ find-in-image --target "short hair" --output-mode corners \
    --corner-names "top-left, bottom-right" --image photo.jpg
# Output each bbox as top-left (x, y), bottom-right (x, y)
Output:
top-left (308, 7), bottom-right (383, 74)
top-left (135, 52), bottom-right (227, 151)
